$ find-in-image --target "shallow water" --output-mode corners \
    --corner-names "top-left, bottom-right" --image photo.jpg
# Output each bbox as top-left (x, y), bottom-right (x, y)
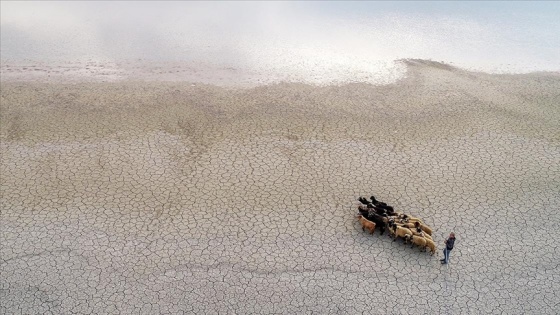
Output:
top-left (2, 2), bottom-right (559, 85)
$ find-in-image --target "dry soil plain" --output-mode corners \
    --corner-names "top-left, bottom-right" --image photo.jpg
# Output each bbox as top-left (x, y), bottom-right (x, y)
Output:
top-left (1, 60), bottom-right (559, 314)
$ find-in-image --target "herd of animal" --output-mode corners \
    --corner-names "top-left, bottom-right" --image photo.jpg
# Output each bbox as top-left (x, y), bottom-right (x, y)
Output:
top-left (356, 196), bottom-right (436, 255)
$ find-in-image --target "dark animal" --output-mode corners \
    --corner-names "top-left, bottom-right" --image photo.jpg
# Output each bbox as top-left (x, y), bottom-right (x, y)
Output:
top-left (370, 206), bottom-right (387, 216)
top-left (364, 196), bottom-right (396, 213)
top-left (358, 197), bottom-right (370, 205)
top-left (357, 206), bottom-right (369, 217)
top-left (365, 210), bottom-right (388, 235)
top-left (375, 203), bottom-right (393, 212)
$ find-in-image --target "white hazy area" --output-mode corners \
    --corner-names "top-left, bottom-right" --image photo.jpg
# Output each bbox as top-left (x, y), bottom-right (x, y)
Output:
top-left (1, 1), bottom-right (559, 85)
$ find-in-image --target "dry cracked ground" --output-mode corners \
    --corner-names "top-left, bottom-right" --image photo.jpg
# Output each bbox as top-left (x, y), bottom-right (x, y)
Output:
top-left (1, 61), bottom-right (559, 314)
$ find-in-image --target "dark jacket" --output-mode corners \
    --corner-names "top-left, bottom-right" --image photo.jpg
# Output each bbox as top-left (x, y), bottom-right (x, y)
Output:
top-left (446, 237), bottom-right (456, 250)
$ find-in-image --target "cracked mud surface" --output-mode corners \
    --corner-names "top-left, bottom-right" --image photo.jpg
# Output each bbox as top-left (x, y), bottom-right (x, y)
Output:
top-left (1, 62), bottom-right (559, 314)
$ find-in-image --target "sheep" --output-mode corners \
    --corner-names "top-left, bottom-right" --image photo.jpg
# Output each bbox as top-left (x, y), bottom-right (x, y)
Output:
top-left (407, 235), bottom-right (427, 251)
top-left (389, 223), bottom-right (412, 243)
top-left (409, 226), bottom-right (427, 238)
top-left (396, 213), bottom-right (414, 219)
top-left (397, 214), bottom-right (422, 224)
top-left (418, 223), bottom-right (433, 236)
top-left (371, 206), bottom-right (387, 216)
top-left (397, 214), bottom-right (413, 224)
top-left (407, 217), bottom-right (425, 225)
top-left (357, 215), bottom-right (376, 234)
top-left (358, 206), bottom-right (387, 234)
top-left (359, 200), bottom-right (432, 236)
top-left (394, 227), bottom-right (413, 243)
top-left (358, 197), bottom-right (370, 205)
top-left (358, 205), bottom-right (369, 214)
top-left (389, 218), bottom-right (412, 228)
top-left (358, 206), bottom-right (381, 219)
top-left (366, 211), bottom-right (388, 235)
top-left (424, 238), bottom-right (436, 255)
top-left (391, 218), bottom-right (415, 227)
top-left (388, 223), bottom-right (396, 236)
top-left (393, 218), bottom-right (433, 236)
top-left (412, 228), bottom-right (433, 241)
top-left (357, 207), bottom-right (370, 221)
top-left (402, 222), bottom-right (416, 229)
top-left (414, 222), bottom-right (432, 239)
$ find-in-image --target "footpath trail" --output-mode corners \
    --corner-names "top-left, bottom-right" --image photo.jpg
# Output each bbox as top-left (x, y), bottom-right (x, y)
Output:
top-left (1, 62), bottom-right (559, 314)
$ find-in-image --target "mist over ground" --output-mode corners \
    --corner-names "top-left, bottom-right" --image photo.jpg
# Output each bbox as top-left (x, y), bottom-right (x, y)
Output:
top-left (2, 1), bottom-right (559, 85)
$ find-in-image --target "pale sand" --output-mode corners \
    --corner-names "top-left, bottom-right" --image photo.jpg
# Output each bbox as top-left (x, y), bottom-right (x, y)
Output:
top-left (1, 60), bottom-right (559, 313)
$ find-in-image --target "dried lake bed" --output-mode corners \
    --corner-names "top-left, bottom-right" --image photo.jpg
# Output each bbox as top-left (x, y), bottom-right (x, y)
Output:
top-left (1, 60), bottom-right (559, 314)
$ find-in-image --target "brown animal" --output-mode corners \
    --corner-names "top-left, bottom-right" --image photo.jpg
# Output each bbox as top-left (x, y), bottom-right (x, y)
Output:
top-left (425, 238), bottom-right (436, 255)
top-left (412, 221), bottom-right (433, 236)
top-left (398, 221), bottom-right (416, 229)
top-left (407, 218), bottom-right (425, 225)
top-left (408, 235), bottom-right (427, 250)
top-left (419, 223), bottom-right (433, 236)
top-left (398, 214), bottom-right (425, 224)
top-left (410, 228), bottom-right (432, 241)
top-left (389, 223), bottom-right (412, 243)
top-left (421, 231), bottom-right (433, 241)
top-left (412, 223), bottom-right (433, 240)
top-left (358, 215), bottom-right (376, 234)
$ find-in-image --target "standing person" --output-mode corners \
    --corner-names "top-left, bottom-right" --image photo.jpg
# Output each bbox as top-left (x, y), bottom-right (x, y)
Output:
top-left (441, 233), bottom-right (456, 264)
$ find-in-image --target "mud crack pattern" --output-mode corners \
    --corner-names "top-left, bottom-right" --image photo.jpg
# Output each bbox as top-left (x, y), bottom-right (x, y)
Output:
top-left (1, 63), bottom-right (559, 314)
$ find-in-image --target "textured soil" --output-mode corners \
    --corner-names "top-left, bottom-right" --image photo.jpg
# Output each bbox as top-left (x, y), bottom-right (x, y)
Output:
top-left (1, 60), bottom-right (559, 314)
